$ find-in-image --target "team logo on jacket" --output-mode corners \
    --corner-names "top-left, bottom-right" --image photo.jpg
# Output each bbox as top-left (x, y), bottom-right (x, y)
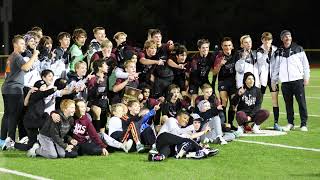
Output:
top-left (242, 94), bottom-right (256, 106)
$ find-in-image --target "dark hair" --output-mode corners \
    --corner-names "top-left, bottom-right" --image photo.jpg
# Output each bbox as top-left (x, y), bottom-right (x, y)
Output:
top-left (197, 39), bottom-right (210, 48)
top-left (39, 36), bottom-right (53, 47)
top-left (92, 59), bottom-right (106, 73)
top-left (72, 28), bottom-right (87, 41)
top-left (41, 69), bottom-right (54, 78)
top-left (57, 32), bottom-right (71, 41)
top-left (175, 45), bottom-right (187, 56)
top-left (221, 37), bottom-right (233, 45)
top-left (177, 110), bottom-right (189, 117)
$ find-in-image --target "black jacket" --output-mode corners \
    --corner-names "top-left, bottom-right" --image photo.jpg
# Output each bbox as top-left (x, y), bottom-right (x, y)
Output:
top-left (40, 111), bottom-right (73, 149)
top-left (23, 88), bottom-right (56, 129)
top-left (233, 86), bottom-right (262, 117)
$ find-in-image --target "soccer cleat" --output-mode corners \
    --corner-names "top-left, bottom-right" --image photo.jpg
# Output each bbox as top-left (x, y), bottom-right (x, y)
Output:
top-left (148, 144), bottom-right (158, 154)
top-left (19, 136), bottom-right (29, 144)
top-left (175, 142), bottom-right (191, 159)
top-left (215, 136), bottom-right (228, 145)
top-left (122, 139), bottom-right (133, 153)
top-left (300, 126), bottom-right (308, 132)
top-left (252, 124), bottom-right (262, 134)
top-left (148, 153), bottom-right (165, 161)
top-left (2, 137), bottom-right (15, 150)
top-left (282, 124), bottom-right (294, 132)
top-left (200, 148), bottom-right (219, 157)
top-left (27, 143), bottom-right (40, 158)
top-left (274, 123), bottom-right (283, 131)
top-left (136, 143), bottom-right (145, 153)
top-left (186, 150), bottom-right (207, 159)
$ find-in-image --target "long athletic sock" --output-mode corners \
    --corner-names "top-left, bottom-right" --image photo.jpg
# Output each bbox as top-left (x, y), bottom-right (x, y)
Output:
top-left (273, 107), bottom-right (279, 124)
top-left (228, 108), bottom-right (235, 126)
top-left (222, 106), bottom-right (226, 121)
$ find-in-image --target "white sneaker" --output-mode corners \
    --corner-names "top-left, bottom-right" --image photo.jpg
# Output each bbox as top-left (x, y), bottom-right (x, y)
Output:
top-left (216, 136), bottom-right (228, 145)
top-left (19, 136), bottom-right (29, 144)
top-left (27, 143), bottom-right (40, 158)
top-left (283, 124), bottom-right (294, 132)
top-left (149, 144), bottom-right (158, 154)
top-left (122, 139), bottom-right (133, 153)
top-left (300, 126), bottom-right (308, 132)
top-left (252, 124), bottom-right (262, 134)
top-left (235, 126), bottom-right (244, 137)
top-left (2, 137), bottom-right (15, 150)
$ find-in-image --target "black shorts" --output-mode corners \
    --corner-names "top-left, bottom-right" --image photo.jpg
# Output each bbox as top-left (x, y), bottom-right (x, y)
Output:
top-left (218, 80), bottom-right (237, 95)
top-left (189, 78), bottom-right (210, 95)
top-left (261, 78), bottom-right (279, 94)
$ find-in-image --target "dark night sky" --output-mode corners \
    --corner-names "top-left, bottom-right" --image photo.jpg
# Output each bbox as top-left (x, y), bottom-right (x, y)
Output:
top-left (1, 0), bottom-right (319, 53)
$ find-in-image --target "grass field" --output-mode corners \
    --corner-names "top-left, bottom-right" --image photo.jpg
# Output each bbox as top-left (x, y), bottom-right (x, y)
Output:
top-left (0, 69), bottom-right (319, 180)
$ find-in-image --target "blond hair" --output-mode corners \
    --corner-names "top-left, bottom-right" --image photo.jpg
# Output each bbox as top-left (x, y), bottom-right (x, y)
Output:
top-left (60, 99), bottom-right (75, 111)
top-left (261, 32), bottom-right (273, 40)
top-left (101, 39), bottom-right (113, 48)
top-left (113, 32), bottom-right (127, 40)
top-left (240, 35), bottom-right (251, 48)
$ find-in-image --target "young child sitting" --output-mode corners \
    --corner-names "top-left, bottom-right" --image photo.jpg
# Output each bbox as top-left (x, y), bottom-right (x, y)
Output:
top-left (138, 104), bottom-right (161, 153)
top-left (197, 100), bottom-right (229, 145)
top-left (108, 102), bottom-right (144, 152)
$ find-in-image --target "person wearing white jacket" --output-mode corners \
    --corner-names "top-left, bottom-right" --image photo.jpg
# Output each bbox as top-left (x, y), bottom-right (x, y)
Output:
top-left (235, 35), bottom-right (260, 89)
top-left (256, 32), bottom-right (281, 131)
top-left (271, 30), bottom-right (310, 132)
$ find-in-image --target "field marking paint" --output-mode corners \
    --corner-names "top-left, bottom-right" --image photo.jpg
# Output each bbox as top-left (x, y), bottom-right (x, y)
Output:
top-left (264, 95), bottom-right (320, 100)
top-left (0, 167), bottom-right (53, 180)
top-left (269, 111), bottom-right (320, 118)
top-left (234, 139), bottom-right (320, 152)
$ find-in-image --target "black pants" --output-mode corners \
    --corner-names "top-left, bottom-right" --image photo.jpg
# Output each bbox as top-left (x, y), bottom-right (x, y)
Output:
top-left (140, 127), bottom-right (156, 145)
top-left (281, 79), bottom-right (308, 127)
top-left (78, 141), bottom-right (102, 156)
top-left (1, 94), bottom-right (24, 140)
top-left (14, 128), bottom-right (39, 151)
top-left (156, 132), bottom-right (202, 158)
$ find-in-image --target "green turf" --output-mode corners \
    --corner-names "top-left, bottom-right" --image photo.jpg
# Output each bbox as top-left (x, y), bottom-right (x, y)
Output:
top-left (0, 70), bottom-right (319, 180)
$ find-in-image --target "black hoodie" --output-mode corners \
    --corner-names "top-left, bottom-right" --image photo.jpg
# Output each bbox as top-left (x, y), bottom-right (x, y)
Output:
top-left (232, 72), bottom-right (262, 117)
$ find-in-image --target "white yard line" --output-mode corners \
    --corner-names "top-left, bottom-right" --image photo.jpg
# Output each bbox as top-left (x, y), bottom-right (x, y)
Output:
top-left (269, 111), bottom-right (320, 118)
top-left (0, 167), bottom-right (53, 180)
top-left (264, 95), bottom-right (320, 100)
top-left (234, 139), bottom-right (320, 152)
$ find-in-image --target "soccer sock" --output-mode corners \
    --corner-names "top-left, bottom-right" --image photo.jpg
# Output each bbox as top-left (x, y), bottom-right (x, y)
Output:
top-left (222, 106), bottom-right (227, 121)
top-left (228, 108), bottom-right (235, 126)
top-left (273, 107), bottom-right (279, 124)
